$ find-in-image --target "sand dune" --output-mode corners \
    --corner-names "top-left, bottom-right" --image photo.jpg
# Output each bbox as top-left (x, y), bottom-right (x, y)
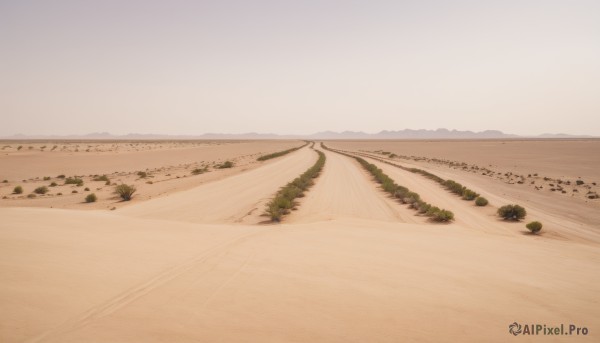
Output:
top-left (1, 208), bottom-right (599, 342)
top-left (118, 146), bottom-right (317, 224)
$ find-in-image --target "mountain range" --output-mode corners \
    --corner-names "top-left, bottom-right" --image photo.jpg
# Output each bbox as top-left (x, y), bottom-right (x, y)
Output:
top-left (1, 129), bottom-right (595, 140)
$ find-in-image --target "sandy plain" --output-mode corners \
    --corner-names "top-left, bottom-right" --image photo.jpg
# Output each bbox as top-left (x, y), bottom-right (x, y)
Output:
top-left (1, 139), bottom-right (599, 342)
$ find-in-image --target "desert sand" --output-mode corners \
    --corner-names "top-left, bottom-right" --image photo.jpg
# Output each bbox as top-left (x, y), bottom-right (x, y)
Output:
top-left (1, 140), bottom-right (599, 342)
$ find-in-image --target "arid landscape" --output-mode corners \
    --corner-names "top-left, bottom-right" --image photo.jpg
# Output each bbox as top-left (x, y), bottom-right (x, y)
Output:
top-left (1, 139), bottom-right (599, 342)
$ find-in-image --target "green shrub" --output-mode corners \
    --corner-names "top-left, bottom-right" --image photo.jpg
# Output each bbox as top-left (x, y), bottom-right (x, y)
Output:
top-left (13, 185), bottom-right (23, 194)
top-left (432, 209), bottom-right (454, 222)
top-left (462, 189), bottom-right (479, 200)
top-left (498, 204), bottom-right (527, 221)
top-left (85, 193), bottom-right (97, 203)
top-left (115, 184), bottom-right (136, 201)
top-left (217, 161), bottom-right (234, 169)
top-left (475, 197), bottom-right (488, 206)
top-left (526, 221), bottom-right (543, 233)
top-left (34, 186), bottom-right (48, 194)
top-left (65, 177), bottom-right (84, 186)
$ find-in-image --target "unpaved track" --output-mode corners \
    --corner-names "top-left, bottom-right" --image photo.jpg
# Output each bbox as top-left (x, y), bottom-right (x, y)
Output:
top-left (118, 147), bottom-right (317, 224)
top-left (287, 146), bottom-right (423, 224)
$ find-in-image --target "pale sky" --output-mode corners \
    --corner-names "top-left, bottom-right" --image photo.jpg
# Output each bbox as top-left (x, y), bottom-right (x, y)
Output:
top-left (1, 0), bottom-right (599, 136)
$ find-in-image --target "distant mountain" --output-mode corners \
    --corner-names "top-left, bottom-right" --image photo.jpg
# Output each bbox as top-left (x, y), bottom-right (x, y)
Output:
top-left (312, 129), bottom-right (520, 139)
top-left (1, 129), bottom-right (595, 140)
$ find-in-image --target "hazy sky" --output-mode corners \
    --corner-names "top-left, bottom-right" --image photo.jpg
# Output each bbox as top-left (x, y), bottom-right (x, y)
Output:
top-left (1, 0), bottom-right (599, 136)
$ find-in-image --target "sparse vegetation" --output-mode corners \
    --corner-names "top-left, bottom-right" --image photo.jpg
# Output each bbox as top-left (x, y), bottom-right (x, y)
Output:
top-left (13, 186), bottom-right (23, 194)
top-left (192, 166), bottom-right (209, 175)
top-left (43, 176), bottom-right (51, 181)
top-left (475, 197), bottom-right (489, 206)
top-left (85, 193), bottom-right (97, 203)
top-left (64, 177), bottom-right (84, 186)
top-left (257, 142), bottom-right (309, 161)
top-left (498, 204), bottom-right (527, 221)
top-left (217, 161), bottom-right (234, 169)
top-left (57, 174), bottom-right (66, 179)
top-left (137, 171), bottom-right (148, 178)
top-left (93, 175), bottom-right (110, 182)
top-left (266, 150), bottom-right (325, 221)
top-left (49, 182), bottom-right (58, 187)
top-left (526, 221), bottom-right (543, 233)
top-left (461, 189), bottom-right (479, 201)
top-left (84, 187), bottom-right (90, 191)
top-left (27, 193), bottom-right (36, 198)
top-left (34, 186), bottom-right (49, 194)
top-left (322, 144), bottom-right (454, 222)
top-left (115, 184), bottom-right (137, 201)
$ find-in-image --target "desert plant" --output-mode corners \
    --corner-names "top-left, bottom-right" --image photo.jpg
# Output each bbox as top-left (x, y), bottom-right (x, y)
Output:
top-left (497, 204), bottom-right (527, 221)
top-left (115, 184), bottom-right (136, 201)
top-left (526, 221), bottom-right (543, 233)
top-left (257, 142), bottom-right (309, 161)
top-left (93, 175), bottom-right (110, 182)
top-left (2, 180), bottom-right (7, 183)
top-left (17, 145), bottom-right (23, 150)
top-left (266, 150), bottom-right (325, 221)
top-left (85, 193), bottom-right (97, 203)
top-left (137, 171), bottom-right (148, 178)
top-left (475, 197), bottom-right (488, 206)
top-left (27, 193), bottom-right (36, 198)
top-left (57, 174), bottom-right (66, 179)
top-left (13, 185), bottom-right (23, 194)
top-left (49, 182), bottom-right (58, 187)
top-left (432, 209), bottom-right (454, 222)
top-left (84, 187), bottom-right (90, 191)
top-left (34, 186), bottom-right (48, 194)
top-left (64, 177), bottom-right (84, 186)
top-left (43, 176), bottom-right (51, 181)
top-left (217, 161), bottom-right (234, 169)
top-left (576, 180), bottom-right (584, 185)
top-left (462, 189), bottom-right (479, 200)
top-left (191, 166), bottom-right (208, 175)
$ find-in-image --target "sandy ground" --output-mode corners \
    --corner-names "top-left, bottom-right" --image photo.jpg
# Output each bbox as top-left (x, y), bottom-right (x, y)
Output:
top-left (0, 140), bottom-right (303, 210)
top-left (1, 139), bottom-right (599, 342)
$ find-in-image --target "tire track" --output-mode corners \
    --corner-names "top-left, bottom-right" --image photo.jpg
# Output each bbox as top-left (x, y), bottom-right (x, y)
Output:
top-left (26, 228), bottom-right (272, 343)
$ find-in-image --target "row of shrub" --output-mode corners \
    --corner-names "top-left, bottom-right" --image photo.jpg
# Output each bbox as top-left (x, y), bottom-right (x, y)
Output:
top-left (353, 150), bottom-right (489, 207)
top-left (266, 148), bottom-right (325, 221)
top-left (322, 144), bottom-right (454, 222)
top-left (257, 141), bottom-right (309, 161)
